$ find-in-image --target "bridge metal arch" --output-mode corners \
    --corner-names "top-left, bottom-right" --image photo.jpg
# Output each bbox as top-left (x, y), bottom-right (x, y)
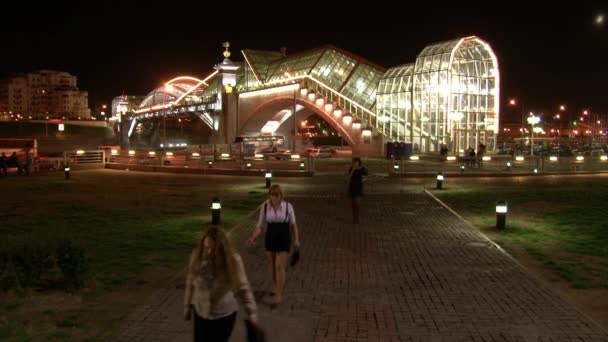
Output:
top-left (139, 75), bottom-right (212, 108)
top-left (239, 95), bottom-right (356, 147)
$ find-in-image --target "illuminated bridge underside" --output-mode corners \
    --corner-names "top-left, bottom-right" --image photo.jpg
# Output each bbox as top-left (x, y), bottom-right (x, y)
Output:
top-left (134, 75), bottom-right (220, 131)
top-left (133, 36), bottom-right (499, 154)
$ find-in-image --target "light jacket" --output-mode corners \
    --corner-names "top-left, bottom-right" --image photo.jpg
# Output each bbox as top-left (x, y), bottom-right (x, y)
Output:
top-left (184, 252), bottom-right (257, 321)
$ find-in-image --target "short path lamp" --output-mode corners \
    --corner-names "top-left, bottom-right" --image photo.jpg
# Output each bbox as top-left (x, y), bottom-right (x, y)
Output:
top-left (460, 163), bottom-right (465, 174)
top-left (265, 171), bottom-right (272, 188)
top-left (246, 162), bottom-right (252, 170)
top-left (208, 161), bottom-right (213, 168)
top-left (64, 164), bottom-right (70, 180)
top-left (299, 161), bottom-right (305, 170)
top-left (211, 197), bottom-right (221, 224)
top-left (436, 172), bottom-right (444, 190)
top-left (506, 161), bottom-right (512, 171)
top-left (496, 200), bottom-right (508, 230)
top-left (393, 163), bottom-right (400, 172)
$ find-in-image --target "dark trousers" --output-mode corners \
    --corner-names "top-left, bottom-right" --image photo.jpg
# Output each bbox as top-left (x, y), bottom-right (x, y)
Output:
top-left (193, 311), bottom-right (237, 342)
top-left (350, 196), bottom-right (360, 223)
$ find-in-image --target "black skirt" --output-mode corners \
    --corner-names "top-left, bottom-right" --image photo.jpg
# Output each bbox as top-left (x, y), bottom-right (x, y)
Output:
top-left (265, 222), bottom-right (291, 252)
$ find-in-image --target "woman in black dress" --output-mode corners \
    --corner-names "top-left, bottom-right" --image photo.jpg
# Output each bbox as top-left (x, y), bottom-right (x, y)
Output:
top-left (347, 157), bottom-right (368, 224)
top-left (246, 184), bottom-right (300, 306)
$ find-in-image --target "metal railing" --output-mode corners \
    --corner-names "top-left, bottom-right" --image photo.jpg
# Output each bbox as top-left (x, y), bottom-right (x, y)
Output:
top-left (64, 150), bottom-right (105, 165)
top-left (302, 77), bottom-right (377, 130)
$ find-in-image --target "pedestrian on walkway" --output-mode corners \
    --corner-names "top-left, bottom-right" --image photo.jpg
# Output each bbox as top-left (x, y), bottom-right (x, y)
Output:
top-left (0, 152), bottom-right (7, 176)
top-left (24, 150), bottom-right (33, 176)
top-left (246, 184), bottom-right (300, 307)
top-left (347, 157), bottom-right (368, 224)
top-left (184, 225), bottom-right (259, 342)
top-left (477, 143), bottom-right (486, 168)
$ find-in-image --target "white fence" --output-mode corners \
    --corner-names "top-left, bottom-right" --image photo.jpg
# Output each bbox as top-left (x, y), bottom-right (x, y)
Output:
top-left (63, 150), bottom-right (105, 165)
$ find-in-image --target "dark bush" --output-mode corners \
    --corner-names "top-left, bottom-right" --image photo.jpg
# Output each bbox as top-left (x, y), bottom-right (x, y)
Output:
top-left (56, 240), bottom-right (89, 290)
top-left (12, 241), bottom-right (53, 287)
top-left (0, 236), bottom-right (89, 292)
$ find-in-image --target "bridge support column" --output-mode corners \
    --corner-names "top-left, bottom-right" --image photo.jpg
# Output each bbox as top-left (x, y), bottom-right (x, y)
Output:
top-left (210, 42), bottom-right (240, 145)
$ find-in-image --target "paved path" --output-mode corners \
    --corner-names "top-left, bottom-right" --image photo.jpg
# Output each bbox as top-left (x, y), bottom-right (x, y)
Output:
top-left (114, 189), bottom-right (608, 341)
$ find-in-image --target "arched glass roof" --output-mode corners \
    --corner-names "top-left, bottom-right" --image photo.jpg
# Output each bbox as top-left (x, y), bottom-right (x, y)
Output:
top-left (378, 63), bottom-right (414, 95)
top-left (242, 45), bottom-right (385, 110)
top-left (417, 38), bottom-right (463, 58)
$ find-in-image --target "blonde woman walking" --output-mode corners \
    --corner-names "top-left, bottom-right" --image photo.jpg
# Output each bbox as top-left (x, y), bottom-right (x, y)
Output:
top-left (246, 184), bottom-right (300, 306)
top-left (184, 225), bottom-right (259, 341)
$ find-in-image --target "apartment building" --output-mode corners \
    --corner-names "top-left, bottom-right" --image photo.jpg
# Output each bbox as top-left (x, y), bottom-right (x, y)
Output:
top-left (0, 70), bottom-right (91, 119)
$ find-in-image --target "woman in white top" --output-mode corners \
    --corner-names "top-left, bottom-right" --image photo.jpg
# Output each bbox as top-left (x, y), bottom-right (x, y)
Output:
top-left (184, 225), bottom-right (258, 341)
top-left (246, 184), bottom-right (300, 306)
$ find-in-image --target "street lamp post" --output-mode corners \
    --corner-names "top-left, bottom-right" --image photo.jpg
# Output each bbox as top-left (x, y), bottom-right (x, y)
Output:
top-left (509, 99), bottom-right (526, 150)
top-left (527, 115), bottom-right (540, 156)
top-left (496, 200), bottom-right (508, 230)
top-left (211, 197), bottom-right (221, 224)
top-left (265, 170), bottom-right (272, 188)
top-left (292, 86), bottom-right (297, 152)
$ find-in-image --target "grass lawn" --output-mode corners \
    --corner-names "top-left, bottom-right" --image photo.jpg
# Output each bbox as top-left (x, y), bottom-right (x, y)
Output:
top-left (0, 170), bottom-right (267, 341)
top-left (433, 182), bottom-right (608, 289)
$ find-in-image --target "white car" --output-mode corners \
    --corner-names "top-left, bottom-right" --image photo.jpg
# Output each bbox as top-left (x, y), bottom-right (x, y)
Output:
top-left (307, 148), bottom-right (333, 158)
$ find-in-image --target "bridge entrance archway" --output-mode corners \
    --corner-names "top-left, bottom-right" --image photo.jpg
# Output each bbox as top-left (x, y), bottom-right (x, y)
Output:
top-left (239, 94), bottom-right (357, 152)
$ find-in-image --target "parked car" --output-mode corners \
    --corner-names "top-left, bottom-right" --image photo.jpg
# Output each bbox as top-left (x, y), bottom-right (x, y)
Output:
top-left (306, 148), bottom-right (333, 158)
top-left (306, 147), bottom-right (336, 158)
top-left (261, 146), bottom-right (292, 160)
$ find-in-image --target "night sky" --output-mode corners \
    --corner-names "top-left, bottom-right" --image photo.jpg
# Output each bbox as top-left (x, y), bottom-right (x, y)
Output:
top-left (2, 4), bottom-right (606, 122)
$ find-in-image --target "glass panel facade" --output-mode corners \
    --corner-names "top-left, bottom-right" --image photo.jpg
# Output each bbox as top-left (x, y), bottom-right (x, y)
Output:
top-left (378, 37), bottom-right (499, 153)
top-left (242, 50), bottom-right (283, 83)
top-left (235, 37), bottom-right (498, 155)
top-left (266, 50), bottom-right (323, 83)
top-left (242, 62), bottom-right (262, 90)
top-left (341, 63), bottom-right (383, 110)
top-left (310, 49), bottom-right (357, 91)
top-left (448, 39), bottom-right (498, 153)
top-left (376, 64), bottom-right (414, 141)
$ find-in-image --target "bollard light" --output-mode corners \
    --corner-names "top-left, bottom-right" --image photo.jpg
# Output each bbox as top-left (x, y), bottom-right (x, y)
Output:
top-left (534, 168), bottom-right (539, 174)
top-left (265, 171), bottom-right (272, 188)
top-left (460, 164), bottom-right (465, 173)
top-left (506, 161), bottom-right (512, 171)
top-left (246, 162), bottom-right (252, 169)
top-left (299, 161), bottom-right (305, 170)
top-left (436, 172), bottom-right (444, 190)
top-left (393, 163), bottom-right (399, 172)
top-left (208, 161), bottom-right (213, 168)
top-left (64, 165), bottom-right (70, 180)
top-left (496, 200), bottom-right (508, 230)
top-left (211, 197), bottom-right (221, 224)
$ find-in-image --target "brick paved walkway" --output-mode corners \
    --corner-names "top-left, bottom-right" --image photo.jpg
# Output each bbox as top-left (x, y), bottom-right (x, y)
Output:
top-left (114, 189), bottom-right (608, 341)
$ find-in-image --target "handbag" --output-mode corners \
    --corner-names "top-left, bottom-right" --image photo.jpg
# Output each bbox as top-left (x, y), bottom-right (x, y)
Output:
top-left (290, 247), bottom-right (300, 267)
top-left (245, 319), bottom-right (266, 342)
